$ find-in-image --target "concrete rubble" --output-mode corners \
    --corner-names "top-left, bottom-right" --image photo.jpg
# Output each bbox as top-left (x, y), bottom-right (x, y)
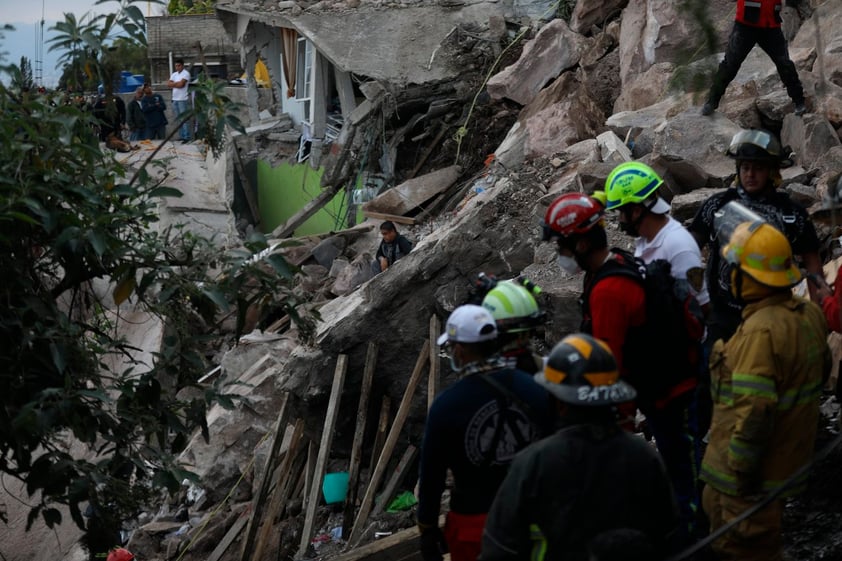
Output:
top-left (13, 2), bottom-right (842, 561)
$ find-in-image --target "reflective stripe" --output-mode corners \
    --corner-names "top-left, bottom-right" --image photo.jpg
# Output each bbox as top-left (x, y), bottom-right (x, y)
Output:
top-left (700, 463), bottom-right (738, 493)
top-left (744, 1), bottom-right (762, 6)
top-left (732, 373), bottom-right (777, 400)
top-left (529, 524), bottom-right (547, 561)
top-left (728, 437), bottom-right (762, 462)
top-left (715, 383), bottom-right (734, 406)
top-left (778, 379), bottom-right (822, 410)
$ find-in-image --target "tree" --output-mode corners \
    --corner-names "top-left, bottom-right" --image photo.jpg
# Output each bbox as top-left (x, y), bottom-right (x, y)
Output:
top-left (15, 56), bottom-right (34, 91)
top-left (0, 1), bottom-right (312, 557)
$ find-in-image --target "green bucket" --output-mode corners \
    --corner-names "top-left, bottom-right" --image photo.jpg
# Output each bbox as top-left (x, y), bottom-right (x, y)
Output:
top-left (322, 471), bottom-right (350, 504)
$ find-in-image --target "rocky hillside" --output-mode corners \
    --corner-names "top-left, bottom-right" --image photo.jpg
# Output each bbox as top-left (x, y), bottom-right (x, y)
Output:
top-left (18, 1), bottom-right (842, 560)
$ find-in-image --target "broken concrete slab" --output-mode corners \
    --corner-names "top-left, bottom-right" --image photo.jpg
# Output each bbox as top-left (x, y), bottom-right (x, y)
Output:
top-left (487, 19), bottom-right (588, 106)
top-left (363, 165), bottom-right (461, 216)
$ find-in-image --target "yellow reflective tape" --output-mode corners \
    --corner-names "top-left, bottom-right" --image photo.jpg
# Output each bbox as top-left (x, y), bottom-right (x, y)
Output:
top-left (565, 335), bottom-right (592, 358)
top-left (583, 371), bottom-right (619, 386)
top-left (543, 365), bottom-right (567, 384)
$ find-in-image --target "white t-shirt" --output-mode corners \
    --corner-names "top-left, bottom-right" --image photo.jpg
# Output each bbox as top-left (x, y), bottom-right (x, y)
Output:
top-left (170, 69), bottom-right (191, 101)
top-left (634, 215), bottom-right (710, 306)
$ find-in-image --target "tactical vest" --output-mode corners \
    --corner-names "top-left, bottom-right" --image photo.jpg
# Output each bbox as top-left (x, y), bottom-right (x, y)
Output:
top-left (736, 0), bottom-right (783, 28)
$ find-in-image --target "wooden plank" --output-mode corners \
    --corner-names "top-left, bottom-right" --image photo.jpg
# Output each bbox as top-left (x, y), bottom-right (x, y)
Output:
top-left (361, 210), bottom-right (416, 226)
top-left (332, 515), bottom-right (443, 561)
top-left (428, 314), bottom-right (441, 410)
top-left (266, 315), bottom-right (290, 334)
top-left (298, 354), bottom-right (349, 558)
top-left (233, 142), bottom-right (260, 226)
top-left (238, 393), bottom-right (291, 561)
top-left (367, 396), bottom-right (391, 482)
top-left (343, 342), bottom-right (379, 539)
top-left (372, 445), bottom-right (418, 516)
top-left (197, 365), bottom-right (222, 384)
top-left (207, 511), bottom-right (249, 561)
top-left (348, 341), bottom-right (430, 546)
top-left (252, 418), bottom-right (305, 561)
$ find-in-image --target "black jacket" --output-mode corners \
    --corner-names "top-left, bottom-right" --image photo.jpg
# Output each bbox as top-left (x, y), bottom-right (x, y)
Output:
top-left (481, 422), bottom-right (680, 561)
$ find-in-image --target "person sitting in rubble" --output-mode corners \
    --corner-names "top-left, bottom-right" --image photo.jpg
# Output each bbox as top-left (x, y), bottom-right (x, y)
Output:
top-left (370, 220), bottom-right (412, 275)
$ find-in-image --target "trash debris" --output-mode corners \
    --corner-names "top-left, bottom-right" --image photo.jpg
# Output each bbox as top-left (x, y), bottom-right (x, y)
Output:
top-left (386, 490), bottom-right (418, 512)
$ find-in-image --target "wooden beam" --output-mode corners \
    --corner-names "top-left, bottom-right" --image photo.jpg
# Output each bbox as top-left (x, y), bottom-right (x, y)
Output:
top-left (367, 396), bottom-right (391, 484)
top-left (238, 393), bottom-right (291, 561)
top-left (298, 354), bottom-right (349, 558)
top-left (271, 186), bottom-right (340, 239)
top-left (208, 511), bottom-right (249, 561)
top-left (407, 123), bottom-right (449, 180)
top-left (348, 341), bottom-right (430, 546)
top-left (304, 440), bottom-right (317, 507)
top-left (252, 418), bottom-right (305, 561)
top-left (266, 315), bottom-right (290, 334)
top-left (361, 210), bottom-right (416, 226)
top-left (428, 314), bottom-right (441, 410)
top-left (343, 342), bottom-right (379, 540)
top-left (372, 445), bottom-right (418, 516)
top-left (332, 515), bottom-right (444, 561)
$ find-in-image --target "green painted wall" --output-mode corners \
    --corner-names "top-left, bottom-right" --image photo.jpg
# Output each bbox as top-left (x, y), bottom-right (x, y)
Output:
top-left (257, 160), bottom-right (350, 236)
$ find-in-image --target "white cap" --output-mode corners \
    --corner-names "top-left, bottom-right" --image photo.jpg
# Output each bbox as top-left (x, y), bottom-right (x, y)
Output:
top-left (437, 304), bottom-right (497, 345)
top-left (647, 196), bottom-right (671, 214)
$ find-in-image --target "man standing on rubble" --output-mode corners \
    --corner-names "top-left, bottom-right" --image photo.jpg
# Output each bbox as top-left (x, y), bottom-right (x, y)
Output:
top-left (480, 333), bottom-right (680, 561)
top-left (417, 305), bottom-right (554, 561)
top-left (701, 218), bottom-right (829, 560)
top-left (701, 0), bottom-right (807, 117)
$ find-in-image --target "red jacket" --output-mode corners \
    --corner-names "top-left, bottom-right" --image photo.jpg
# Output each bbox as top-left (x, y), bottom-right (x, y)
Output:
top-left (736, 0), bottom-right (783, 28)
top-left (822, 270), bottom-right (842, 333)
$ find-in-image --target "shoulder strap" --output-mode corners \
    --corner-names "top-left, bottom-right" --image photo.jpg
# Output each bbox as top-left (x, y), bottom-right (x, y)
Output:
top-left (476, 370), bottom-right (541, 425)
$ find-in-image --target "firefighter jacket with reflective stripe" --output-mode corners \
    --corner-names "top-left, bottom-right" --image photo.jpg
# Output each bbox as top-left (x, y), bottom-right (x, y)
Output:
top-left (736, 0), bottom-right (783, 28)
top-left (701, 293), bottom-right (830, 497)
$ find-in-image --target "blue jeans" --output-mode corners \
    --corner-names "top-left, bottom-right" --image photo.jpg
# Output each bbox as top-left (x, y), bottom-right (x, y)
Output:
top-left (172, 99), bottom-right (190, 141)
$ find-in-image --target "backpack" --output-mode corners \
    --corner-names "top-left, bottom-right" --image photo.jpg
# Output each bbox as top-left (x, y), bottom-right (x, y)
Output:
top-left (581, 248), bottom-right (704, 408)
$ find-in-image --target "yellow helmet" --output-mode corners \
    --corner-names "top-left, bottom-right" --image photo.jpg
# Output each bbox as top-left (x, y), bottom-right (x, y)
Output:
top-left (721, 221), bottom-right (802, 289)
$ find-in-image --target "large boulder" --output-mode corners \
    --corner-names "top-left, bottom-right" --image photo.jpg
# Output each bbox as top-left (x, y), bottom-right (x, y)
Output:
top-left (781, 113), bottom-right (842, 172)
top-left (487, 19), bottom-right (588, 106)
top-left (613, 62), bottom-right (676, 113)
top-left (649, 108), bottom-right (743, 181)
top-left (519, 73), bottom-right (606, 160)
top-left (617, 0), bottom-right (732, 86)
top-left (605, 93), bottom-right (695, 140)
top-left (791, 1), bottom-right (842, 63)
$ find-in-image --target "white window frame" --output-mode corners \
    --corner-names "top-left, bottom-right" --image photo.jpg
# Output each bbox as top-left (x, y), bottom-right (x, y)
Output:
top-left (295, 37), bottom-right (313, 105)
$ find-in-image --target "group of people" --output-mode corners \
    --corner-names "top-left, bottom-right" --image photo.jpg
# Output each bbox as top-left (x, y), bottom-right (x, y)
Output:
top-left (125, 84), bottom-right (169, 142)
top-left (416, 126), bottom-right (834, 561)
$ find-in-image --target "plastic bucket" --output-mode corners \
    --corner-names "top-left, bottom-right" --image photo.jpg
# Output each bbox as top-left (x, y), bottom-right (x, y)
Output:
top-left (322, 472), bottom-right (350, 504)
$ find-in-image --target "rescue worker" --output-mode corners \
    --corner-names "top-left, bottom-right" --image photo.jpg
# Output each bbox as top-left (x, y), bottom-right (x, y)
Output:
top-left (543, 192), bottom-right (701, 542)
top-left (417, 305), bottom-right (555, 561)
top-left (689, 128), bottom-right (822, 433)
top-left (701, 219), bottom-right (830, 561)
top-left (701, 0), bottom-right (806, 116)
top-left (480, 333), bottom-right (680, 561)
top-left (604, 162), bottom-right (708, 538)
top-left (604, 161), bottom-right (709, 311)
top-left (481, 277), bottom-right (546, 373)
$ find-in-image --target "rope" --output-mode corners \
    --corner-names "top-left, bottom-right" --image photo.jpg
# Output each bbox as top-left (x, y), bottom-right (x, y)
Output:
top-left (666, 430), bottom-right (842, 561)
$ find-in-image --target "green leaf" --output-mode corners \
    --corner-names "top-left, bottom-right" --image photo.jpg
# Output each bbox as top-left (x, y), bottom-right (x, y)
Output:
top-left (200, 287), bottom-right (229, 311)
top-left (50, 342), bottom-right (67, 374)
top-left (267, 254), bottom-right (293, 279)
top-left (86, 229), bottom-right (107, 256)
top-left (113, 275), bottom-right (136, 306)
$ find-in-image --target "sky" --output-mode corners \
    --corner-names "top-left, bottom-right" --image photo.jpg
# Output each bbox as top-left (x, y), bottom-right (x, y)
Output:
top-left (0, 0), bottom-right (165, 87)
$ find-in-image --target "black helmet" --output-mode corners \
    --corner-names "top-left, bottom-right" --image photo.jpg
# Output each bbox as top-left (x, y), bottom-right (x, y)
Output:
top-left (726, 129), bottom-right (793, 167)
top-left (534, 333), bottom-right (636, 406)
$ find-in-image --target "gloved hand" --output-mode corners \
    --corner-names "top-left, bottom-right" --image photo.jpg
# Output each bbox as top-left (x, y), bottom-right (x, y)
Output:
top-left (418, 526), bottom-right (448, 561)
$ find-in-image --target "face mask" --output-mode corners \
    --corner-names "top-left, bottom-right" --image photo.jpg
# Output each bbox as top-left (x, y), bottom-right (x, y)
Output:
top-left (449, 355), bottom-right (463, 372)
top-left (557, 255), bottom-right (582, 275)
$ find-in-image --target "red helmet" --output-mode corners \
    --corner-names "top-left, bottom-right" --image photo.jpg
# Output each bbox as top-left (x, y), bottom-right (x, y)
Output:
top-left (543, 193), bottom-right (604, 239)
top-left (106, 549), bottom-right (134, 561)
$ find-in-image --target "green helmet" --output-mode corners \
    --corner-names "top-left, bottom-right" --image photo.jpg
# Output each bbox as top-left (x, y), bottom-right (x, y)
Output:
top-left (604, 162), bottom-right (664, 210)
top-left (481, 280), bottom-right (543, 334)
